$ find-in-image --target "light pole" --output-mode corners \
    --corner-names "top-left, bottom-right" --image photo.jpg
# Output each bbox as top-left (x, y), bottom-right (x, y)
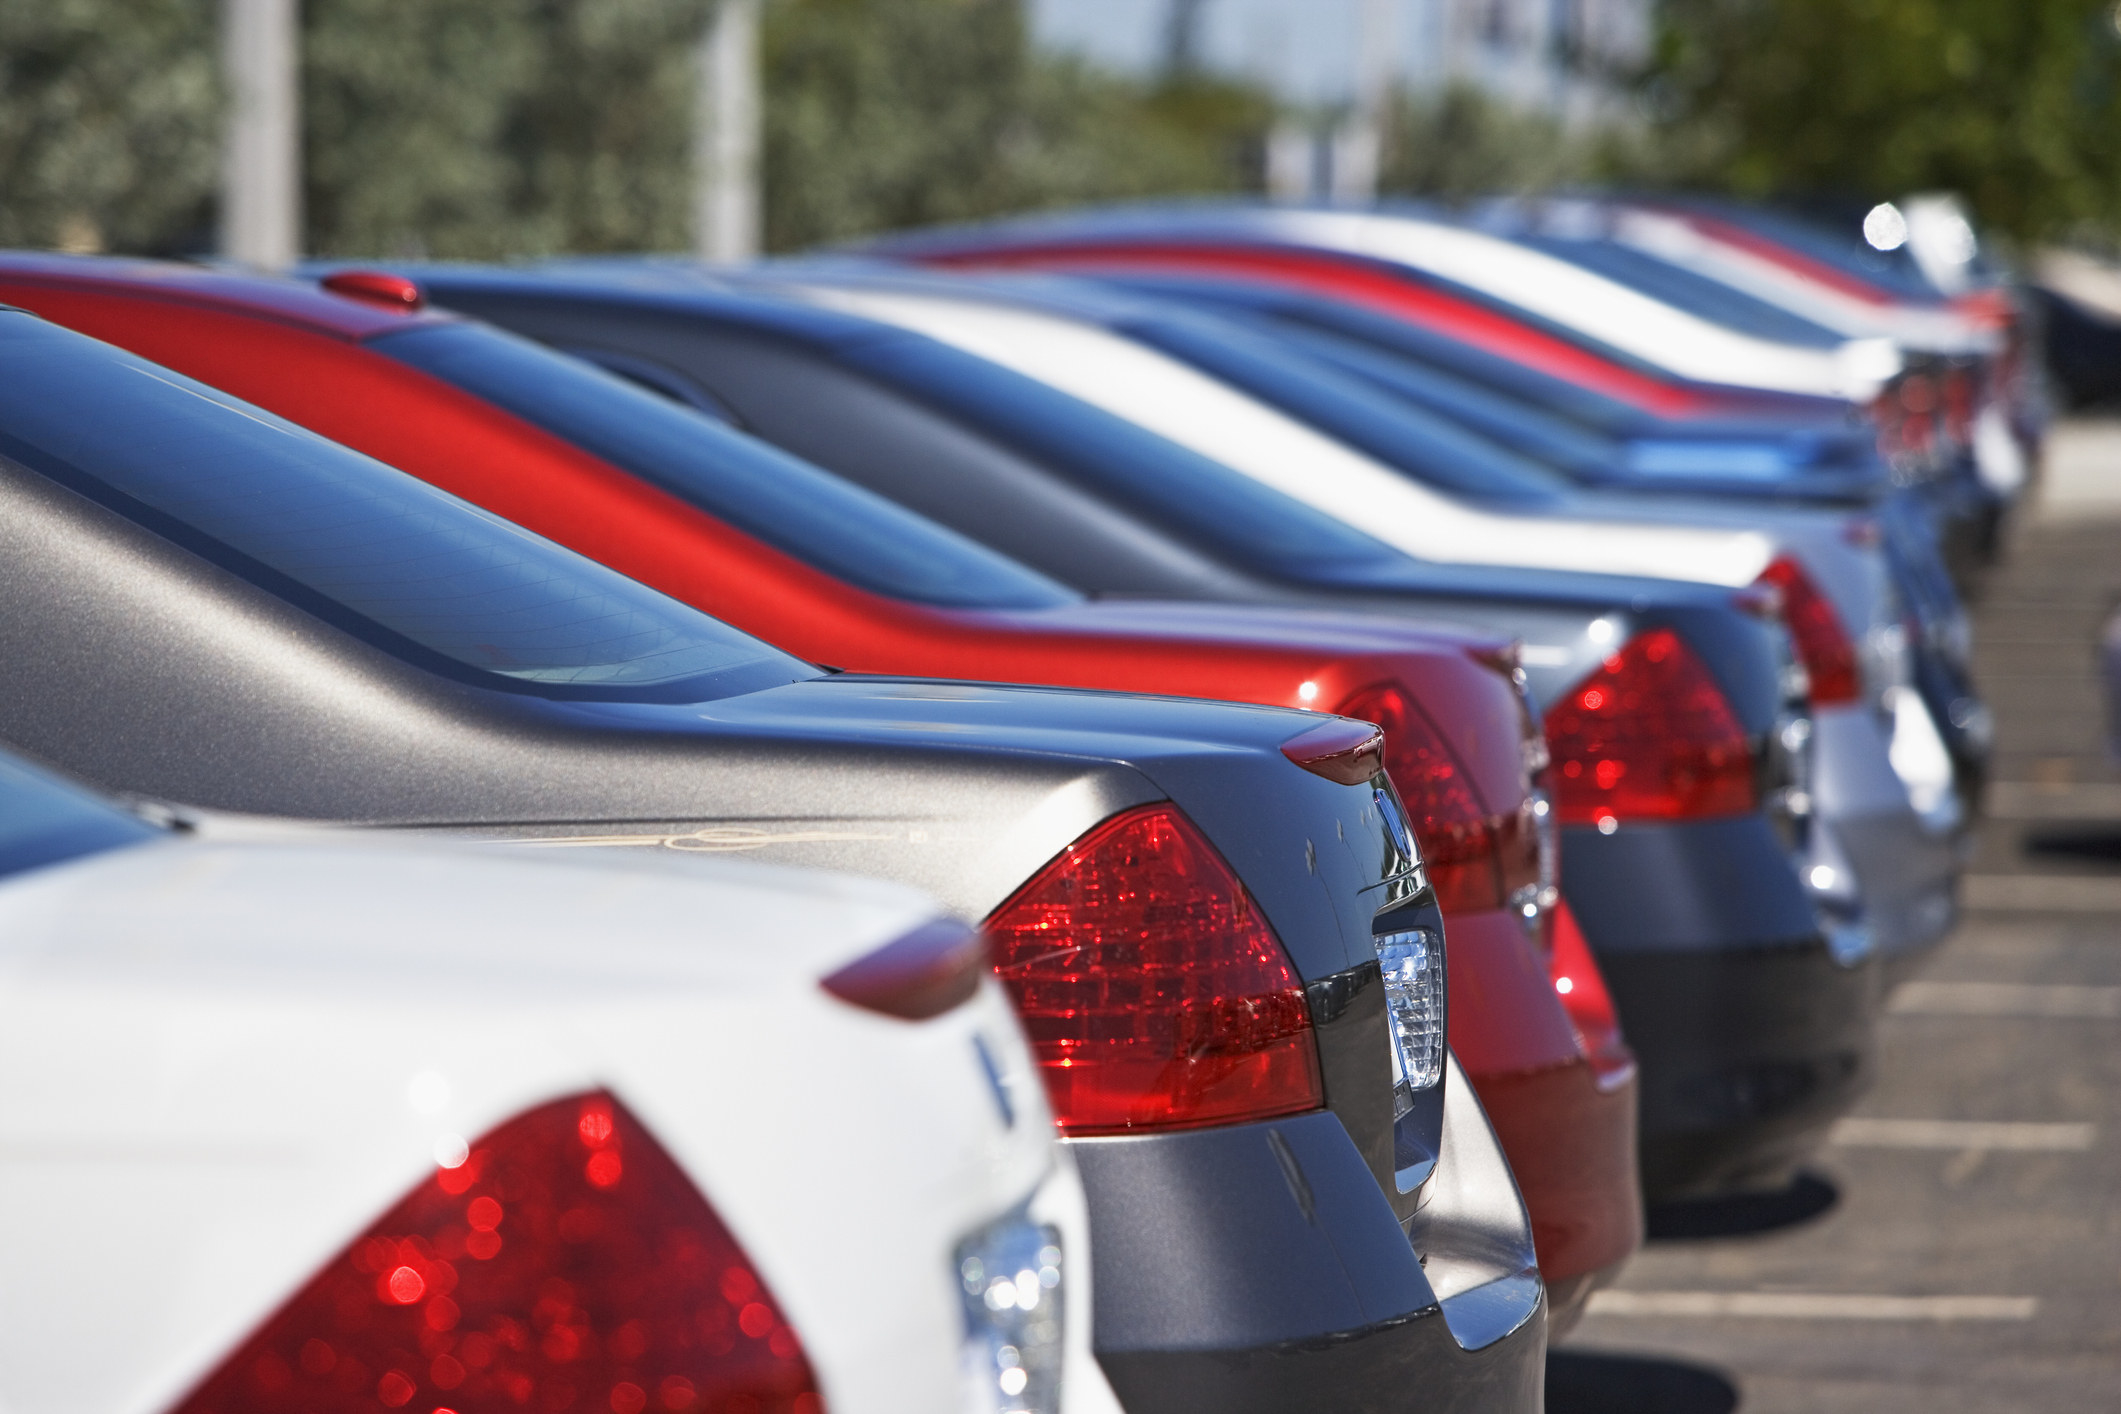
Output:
top-left (695, 0), bottom-right (762, 263)
top-left (220, 0), bottom-right (300, 269)
top-left (1331, 0), bottom-right (1399, 202)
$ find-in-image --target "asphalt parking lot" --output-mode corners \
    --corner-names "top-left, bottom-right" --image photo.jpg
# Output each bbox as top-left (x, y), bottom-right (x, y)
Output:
top-left (1550, 423), bottom-right (2121, 1413)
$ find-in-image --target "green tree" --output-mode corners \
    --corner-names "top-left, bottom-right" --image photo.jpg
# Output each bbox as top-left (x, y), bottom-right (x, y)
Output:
top-left (0, 0), bottom-right (1270, 260)
top-left (0, 0), bottom-right (220, 253)
top-left (302, 0), bottom-right (543, 257)
top-left (1646, 0), bottom-right (2121, 239)
top-left (1380, 83), bottom-right (1602, 201)
top-left (304, 0), bottom-right (713, 257)
top-left (762, 0), bottom-right (1270, 251)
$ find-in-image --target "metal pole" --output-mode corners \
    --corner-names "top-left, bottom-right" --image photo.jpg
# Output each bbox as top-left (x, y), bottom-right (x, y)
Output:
top-left (1330, 0), bottom-right (1398, 202)
top-left (695, 0), bottom-right (762, 263)
top-left (220, 0), bottom-right (300, 268)
top-left (1162, 0), bottom-right (1211, 78)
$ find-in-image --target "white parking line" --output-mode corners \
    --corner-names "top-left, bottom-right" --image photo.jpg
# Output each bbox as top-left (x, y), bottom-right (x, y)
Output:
top-left (1829, 1118), bottom-right (2095, 1151)
top-left (1889, 981), bottom-right (2121, 1018)
top-left (1963, 875), bottom-right (2121, 913)
top-left (1985, 781), bottom-right (2121, 820)
top-left (1588, 1291), bottom-right (2037, 1321)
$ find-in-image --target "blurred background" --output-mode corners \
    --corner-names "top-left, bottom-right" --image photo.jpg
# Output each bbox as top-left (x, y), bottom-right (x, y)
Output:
top-left (13, 0), bottom-right (2121, 270)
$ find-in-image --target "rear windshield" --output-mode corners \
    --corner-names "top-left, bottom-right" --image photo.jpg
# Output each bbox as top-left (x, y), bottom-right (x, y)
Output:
top-left (0, 751), bottom-right (160, 881)
top-left (375, 321), bottom-right (1077, 611)
top-left (1517, 239), bottom-right (1847, 347)
top-left (1121, 314), bottom-right (1575, 505)
top-left (1101, 275), bottom-right (1649, 434)
top-left (0, 315), bottom-right (813, 703)
top-left (1239, 316), bottom-right (1629, 477)
top-left (835, 333), bottom-right (1421, 587)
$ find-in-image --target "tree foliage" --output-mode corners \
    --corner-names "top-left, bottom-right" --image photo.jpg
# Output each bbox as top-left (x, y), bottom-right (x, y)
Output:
top-left (0, 0), bottom-right (220, 253)
top-left (0, 0), bottom-right (1268, 258)
top-left (761, 0), bottom-right (1269, 251)
top-left (1645, 0), bottom-right (2121, 239)
top-left (304, 0), bottom-right (713, 257)
top-left (1380, 83), bottom-right (1604, 201)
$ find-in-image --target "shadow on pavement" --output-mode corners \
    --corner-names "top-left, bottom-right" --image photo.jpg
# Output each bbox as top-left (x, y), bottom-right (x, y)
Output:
top-left (1546, 1349), bottom-right (1741, 1414)
top-left (1645, 1170), bottom-right (1838, 1241)
top-left (2022, 824), bottom-right (2121, 864)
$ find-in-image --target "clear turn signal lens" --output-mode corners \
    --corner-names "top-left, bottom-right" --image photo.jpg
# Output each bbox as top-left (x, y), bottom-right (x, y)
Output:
top-left (955, 1206), bottom-right (1065, 1414)
top-left (1376, 927), bottom-right (1445, 1100)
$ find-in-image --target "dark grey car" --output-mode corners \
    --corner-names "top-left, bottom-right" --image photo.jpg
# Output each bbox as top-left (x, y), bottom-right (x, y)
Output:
top-left (0, 309), bottom-right (1544, 1412)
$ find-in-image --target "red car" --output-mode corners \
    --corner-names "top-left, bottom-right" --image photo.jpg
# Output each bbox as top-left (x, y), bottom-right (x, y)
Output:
top-left (0, 255), bottom-right (1642, 1321)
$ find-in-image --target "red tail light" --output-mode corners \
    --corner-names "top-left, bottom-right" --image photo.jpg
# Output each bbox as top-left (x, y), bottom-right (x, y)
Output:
top-left (984, 804), bottom-right (1323, 1135)
top-left (1754, 556), bottom-right (1860, 705)
top-left (1543, 628), bottom-right (1756, 827)
top-left (171, 1093), bottom-right (822, 1414)
top-left (1337, 683), bottom-right (1503, 916)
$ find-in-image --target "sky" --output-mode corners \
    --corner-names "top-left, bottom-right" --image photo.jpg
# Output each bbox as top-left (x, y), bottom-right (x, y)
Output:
top-left (1028, 0), bottom-right (1450, 107)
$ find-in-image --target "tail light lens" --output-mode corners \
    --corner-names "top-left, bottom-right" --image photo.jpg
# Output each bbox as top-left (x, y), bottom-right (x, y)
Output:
top-left (1754, 556), bottom-right (1860, 706)
top-left (170, 1093), bottom-right (822, 1414)
top-left (1337, 683), bottom-right (1503, 916)
top-left (1544, 628), bottom-right (1756, 827)
top-left (984, 804), bottom-right (1323, 1135)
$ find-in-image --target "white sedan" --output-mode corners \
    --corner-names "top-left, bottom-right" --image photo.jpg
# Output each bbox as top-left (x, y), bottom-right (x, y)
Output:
top-left (0, 751), bottom-right (1114, 1414)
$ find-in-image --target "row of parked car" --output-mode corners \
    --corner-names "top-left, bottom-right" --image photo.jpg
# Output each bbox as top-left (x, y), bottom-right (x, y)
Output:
top-left (0, 191), bottom-right (2032, 1414)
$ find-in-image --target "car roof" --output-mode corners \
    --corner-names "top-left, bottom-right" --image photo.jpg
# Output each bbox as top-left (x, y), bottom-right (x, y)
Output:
top-left (0, 251), bottom-right (458, 340)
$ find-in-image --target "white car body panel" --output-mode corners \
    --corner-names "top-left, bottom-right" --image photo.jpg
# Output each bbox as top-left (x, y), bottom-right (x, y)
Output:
top-left (1244, 209), bottom-right (1902, 401)
top-left (0, 836), bottom-right (1119, 1414)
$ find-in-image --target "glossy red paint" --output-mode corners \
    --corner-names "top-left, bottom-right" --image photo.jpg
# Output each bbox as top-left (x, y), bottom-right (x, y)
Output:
top-left (0, 256), bottom-right (1640, 1284)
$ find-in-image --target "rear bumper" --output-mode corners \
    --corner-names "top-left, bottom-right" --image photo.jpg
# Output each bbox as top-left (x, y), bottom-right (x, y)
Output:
top-left (1446, 907), bottom-right (1642, 1291)
top-left (1472, 1059), bottom-right (1642, 1288)
top-left (1070, 1081), bottom-right (1544, 1414)
top-left (1599, 940), bottom-right (1876, 1197)
top-left (1561, 815), bottom-right (1880, 1199)
top-left (1812, 703), bottom-right (1962, 970)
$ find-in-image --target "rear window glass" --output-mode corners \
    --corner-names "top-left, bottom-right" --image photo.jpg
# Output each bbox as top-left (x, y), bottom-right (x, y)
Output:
top-left (375, 322), bottom-right (1078, 611)
top-left (1246, 317), bottom-right (1629, 476)
top-left (1102, 275), bottom-right (1647, 434)
top-left (1124, 315), bottom-right (1574, 505)
top-left (0, 752), bottom-right (160, 881)
top-left (0, 315), bottom-right (813, 703)
top-left (1518, 240), bottom-right (1847, 347)
top-left (837, 333), bottom-right (1419, 587)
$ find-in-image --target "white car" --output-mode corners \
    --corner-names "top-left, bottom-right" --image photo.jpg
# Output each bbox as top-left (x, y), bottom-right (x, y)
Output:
top-left (0, 750), bottom-right (1116, 1414)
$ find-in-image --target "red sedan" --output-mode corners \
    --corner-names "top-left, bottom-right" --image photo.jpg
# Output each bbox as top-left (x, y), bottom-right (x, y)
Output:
top-left (0, 255), bottom-right (1642, 1321)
